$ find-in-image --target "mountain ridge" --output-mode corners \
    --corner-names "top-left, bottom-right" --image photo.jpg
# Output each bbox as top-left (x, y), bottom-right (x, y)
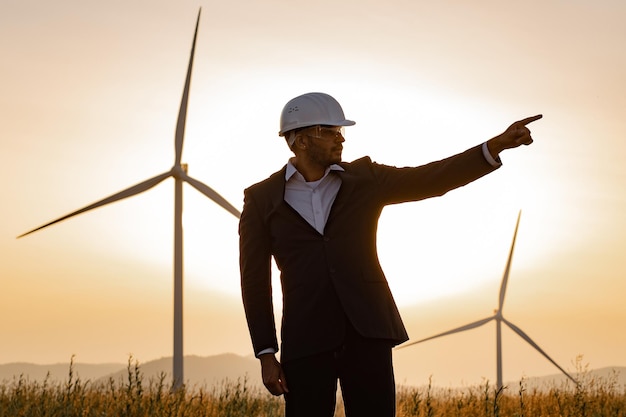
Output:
top-left (0, 353), bottom-right (262, 388)
top-left (2, 355), bottom-right (624, 391)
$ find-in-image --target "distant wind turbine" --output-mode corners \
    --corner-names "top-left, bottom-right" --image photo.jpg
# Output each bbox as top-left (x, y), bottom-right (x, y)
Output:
top-left (17, 9), bottom-right (240, 390)
top-left (397, 211), bottom-right (576, 389)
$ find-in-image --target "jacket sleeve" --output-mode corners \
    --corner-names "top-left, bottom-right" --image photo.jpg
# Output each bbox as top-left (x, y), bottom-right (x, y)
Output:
top-left (239, 186), bottom-right (279, 355)
top-left (368, 144), bottom-right (499, 205)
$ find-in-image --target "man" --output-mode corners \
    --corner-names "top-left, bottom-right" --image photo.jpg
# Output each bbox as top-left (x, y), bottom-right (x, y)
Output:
top-left (239, 92), bottom-right (541, 417)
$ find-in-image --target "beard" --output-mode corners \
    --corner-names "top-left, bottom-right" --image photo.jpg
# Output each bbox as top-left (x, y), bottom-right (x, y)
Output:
top-left (307, 141), bottom-right (343, 166)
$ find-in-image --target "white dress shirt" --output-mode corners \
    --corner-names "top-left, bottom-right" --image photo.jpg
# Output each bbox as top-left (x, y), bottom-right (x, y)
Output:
top-left (284, 161), bottom-right (344, 235)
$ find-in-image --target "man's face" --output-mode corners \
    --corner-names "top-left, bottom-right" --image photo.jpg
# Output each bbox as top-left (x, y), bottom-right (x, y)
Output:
top-left (303, 125), bottom-right (345, 166)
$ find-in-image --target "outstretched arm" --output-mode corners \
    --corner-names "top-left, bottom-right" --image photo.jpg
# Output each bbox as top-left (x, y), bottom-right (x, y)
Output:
top-left (487, 115), bottom-right (542, 159)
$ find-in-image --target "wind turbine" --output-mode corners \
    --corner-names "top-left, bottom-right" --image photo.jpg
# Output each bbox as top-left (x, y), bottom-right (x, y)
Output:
top-left (397, 211), bottom-right (576, 389)
top-left (17, 9), bottom-right (240, 390)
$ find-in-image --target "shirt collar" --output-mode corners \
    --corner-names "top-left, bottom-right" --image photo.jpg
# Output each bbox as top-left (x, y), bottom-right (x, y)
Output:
top-left (285, 158), bottom-right (344, 181)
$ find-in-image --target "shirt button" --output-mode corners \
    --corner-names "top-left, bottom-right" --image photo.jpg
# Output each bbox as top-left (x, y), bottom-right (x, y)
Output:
top-left (323, 237), bottom-right (330, 242)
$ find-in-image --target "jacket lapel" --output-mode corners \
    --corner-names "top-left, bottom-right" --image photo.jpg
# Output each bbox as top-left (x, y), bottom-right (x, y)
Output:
top-left (263, 166), bottom-right (319, 232)
top-left (266, 166), bottom-right (287, 212)
top-left (325, 165), bottom-right (361, 228)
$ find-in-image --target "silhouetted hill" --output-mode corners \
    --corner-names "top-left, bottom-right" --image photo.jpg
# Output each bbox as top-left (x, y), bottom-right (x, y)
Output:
top-left (0, 362), bottom-right (124, 383)
top-left (0, 354), bottom-right (262, 388)
top-left (510, 366), bottom-right (626, 391)
top-left (99, 354), bottom-right (262, 388)
top-left (2, 356), bottom-right (624, 392)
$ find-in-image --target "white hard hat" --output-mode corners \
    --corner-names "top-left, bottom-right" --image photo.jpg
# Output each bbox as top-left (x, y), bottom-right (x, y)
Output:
top-left (278, 92), bottom-right (355, 137)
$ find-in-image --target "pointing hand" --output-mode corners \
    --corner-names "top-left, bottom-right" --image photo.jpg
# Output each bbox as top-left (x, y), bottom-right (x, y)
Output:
top-left (487, 115), bottom-right (542, 157)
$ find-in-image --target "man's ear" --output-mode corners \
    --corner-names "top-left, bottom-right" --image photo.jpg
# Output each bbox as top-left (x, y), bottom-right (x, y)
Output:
top-left (296, 134), bottom-right (307, 150)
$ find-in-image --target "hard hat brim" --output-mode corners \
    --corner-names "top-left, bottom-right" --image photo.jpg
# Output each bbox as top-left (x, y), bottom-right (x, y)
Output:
top-left (279, 119), bottom-right (355, 137)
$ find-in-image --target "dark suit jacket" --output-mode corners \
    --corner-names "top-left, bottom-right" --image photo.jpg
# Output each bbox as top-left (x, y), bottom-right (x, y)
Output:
top-left (239, 145), bottom-right (498, 362)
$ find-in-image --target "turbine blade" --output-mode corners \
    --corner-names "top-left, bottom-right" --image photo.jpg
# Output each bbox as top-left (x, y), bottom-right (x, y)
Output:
top-left (174, 8), bottom-right (201, 166)
top-left (502, 317), bottom-right (577, 384)
top-left (397, 316), bottom-right (495, 349)
top-left (17, 171), bottom-right (172, 238)
top-left (182, 172), bottom-right (241, 219)
top-left (498, 210), bottom-right (522, 311)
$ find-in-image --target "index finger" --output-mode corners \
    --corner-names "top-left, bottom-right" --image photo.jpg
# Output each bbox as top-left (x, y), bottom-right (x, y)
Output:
top-left (518, 114), bottom-right (543, 126)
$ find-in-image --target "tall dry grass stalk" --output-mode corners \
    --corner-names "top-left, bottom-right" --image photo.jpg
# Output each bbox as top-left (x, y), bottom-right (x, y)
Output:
top-left (1, 356), bottom-right (624, 416)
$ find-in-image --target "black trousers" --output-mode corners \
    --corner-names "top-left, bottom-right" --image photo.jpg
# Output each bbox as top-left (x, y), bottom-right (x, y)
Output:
top-left (282, 323), bottom-right (396, 417)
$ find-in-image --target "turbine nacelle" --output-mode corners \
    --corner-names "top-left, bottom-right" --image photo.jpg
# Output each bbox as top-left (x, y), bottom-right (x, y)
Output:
top-left (171, 164), bottom-right (189, 179)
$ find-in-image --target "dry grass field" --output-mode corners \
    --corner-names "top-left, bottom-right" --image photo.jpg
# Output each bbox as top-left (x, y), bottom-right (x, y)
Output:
top-left (1, 357), bottom-right (624, 416)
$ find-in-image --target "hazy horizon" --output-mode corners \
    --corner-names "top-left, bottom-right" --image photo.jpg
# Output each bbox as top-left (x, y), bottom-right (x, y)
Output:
top-left (4, 351), bottom-right (625, 390)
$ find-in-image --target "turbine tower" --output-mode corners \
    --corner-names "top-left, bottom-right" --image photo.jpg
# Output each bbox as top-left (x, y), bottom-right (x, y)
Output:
top-left (17, 9), bottom-right (239, 390)
top-left (397, 211), bottom-right (576, 389)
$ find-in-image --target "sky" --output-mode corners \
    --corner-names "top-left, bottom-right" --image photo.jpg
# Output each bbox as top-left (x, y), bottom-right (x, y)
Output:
top-left (2, 0), bottom-right (625, 387)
